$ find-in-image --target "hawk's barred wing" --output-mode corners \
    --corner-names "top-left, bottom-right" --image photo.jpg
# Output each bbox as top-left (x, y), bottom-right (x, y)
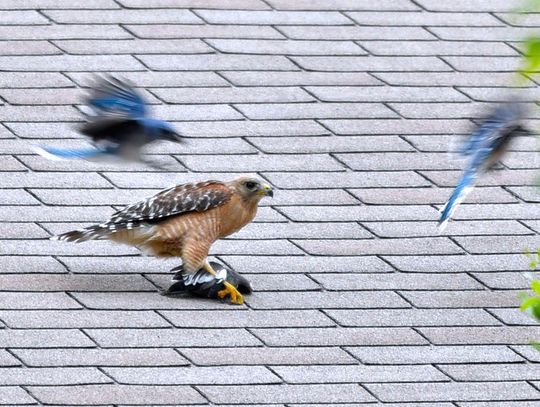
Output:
top-left (108, 180), bottom-right (232, 227)
top-left (53, 181), bottom-right (232, 242)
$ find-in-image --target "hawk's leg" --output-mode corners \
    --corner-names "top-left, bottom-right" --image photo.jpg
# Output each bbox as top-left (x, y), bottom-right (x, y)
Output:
top-left (203, 261), bottom-right (244, 305)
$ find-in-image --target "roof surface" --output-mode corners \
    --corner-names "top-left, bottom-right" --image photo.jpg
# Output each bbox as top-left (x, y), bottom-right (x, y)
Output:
top-left (1, 0), bottom-right (540, 405)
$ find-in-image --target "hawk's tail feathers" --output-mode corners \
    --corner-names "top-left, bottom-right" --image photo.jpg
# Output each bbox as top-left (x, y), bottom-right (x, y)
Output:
top-left (51, 225), bottom-right (109, 243)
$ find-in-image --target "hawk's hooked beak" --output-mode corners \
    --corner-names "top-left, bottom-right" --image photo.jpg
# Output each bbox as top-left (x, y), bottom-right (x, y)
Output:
top-left (259, 184), bottom-right (273, 197)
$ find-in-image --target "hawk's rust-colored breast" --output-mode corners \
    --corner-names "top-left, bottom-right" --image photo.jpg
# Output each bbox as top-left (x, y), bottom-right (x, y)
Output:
top-left (216, 193), bottom-right (259, 238)
top-left (156, 191), bottom-right (259, 244)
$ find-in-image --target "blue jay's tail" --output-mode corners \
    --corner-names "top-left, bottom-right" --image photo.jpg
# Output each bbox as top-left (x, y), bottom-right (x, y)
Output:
top-left (438, 169), bottom-right (477, 232)
top-left (35, 146), bottom-right (106, 161)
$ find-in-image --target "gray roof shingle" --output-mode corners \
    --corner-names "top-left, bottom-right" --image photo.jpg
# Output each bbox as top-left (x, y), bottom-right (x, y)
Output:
top-left (1, 0), bottom-right (539, 404)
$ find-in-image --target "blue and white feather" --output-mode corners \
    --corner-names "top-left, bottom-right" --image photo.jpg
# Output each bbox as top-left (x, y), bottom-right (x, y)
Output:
top-left (439, 101), bottom-right (528, 231)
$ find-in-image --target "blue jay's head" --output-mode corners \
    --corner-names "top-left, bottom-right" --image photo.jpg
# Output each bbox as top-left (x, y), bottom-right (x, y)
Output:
top-left (142, 118), bottom-right (182, 142)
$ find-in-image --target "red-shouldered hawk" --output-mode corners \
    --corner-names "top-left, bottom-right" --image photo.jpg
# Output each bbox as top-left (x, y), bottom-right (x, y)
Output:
top-left (52, 177), bottom-right (273, 304)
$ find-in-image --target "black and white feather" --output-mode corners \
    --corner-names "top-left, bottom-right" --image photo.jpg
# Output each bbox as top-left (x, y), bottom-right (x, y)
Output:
top-left (162, 261), bottom-right (253, 298)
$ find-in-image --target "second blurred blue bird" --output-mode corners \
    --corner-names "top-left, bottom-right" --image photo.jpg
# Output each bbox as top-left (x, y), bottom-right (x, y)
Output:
top-left (438, 101), bottom-right (530, 231)
top-left (37, 75), bottom-right (182, 167)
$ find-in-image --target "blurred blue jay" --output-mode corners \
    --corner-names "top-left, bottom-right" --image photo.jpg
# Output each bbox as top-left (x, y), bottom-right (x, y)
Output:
top-left (438, 101), bottom-right (530, 230)
top-left (36, 75), bottom-right (182, 167)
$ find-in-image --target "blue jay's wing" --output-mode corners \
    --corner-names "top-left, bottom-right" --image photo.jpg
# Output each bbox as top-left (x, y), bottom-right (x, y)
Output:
top-left (457, 120), bottom-right (505, 157)
top-left (35, 145), bottom-right (113, 161)
top-left (86, 75), bottom-right (146, 119)
top-left (483, 127), bottom-right (518, 169)
top-left (457, 102), bottom-right (524, 157)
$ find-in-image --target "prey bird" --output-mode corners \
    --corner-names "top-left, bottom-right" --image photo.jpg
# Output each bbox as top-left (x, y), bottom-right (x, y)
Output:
top-left (52, 177), bottom-right (273, 304)
top-left (438, 101), bottom-right (529, 230)
top-left (162, 261), bottom-right (253, 299)
top-left (36, 75), bottom-right (182, 166)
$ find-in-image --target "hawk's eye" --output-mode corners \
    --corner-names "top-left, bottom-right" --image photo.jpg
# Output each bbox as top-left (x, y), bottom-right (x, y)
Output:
top-left (245, 181), bottom-right (257, 190)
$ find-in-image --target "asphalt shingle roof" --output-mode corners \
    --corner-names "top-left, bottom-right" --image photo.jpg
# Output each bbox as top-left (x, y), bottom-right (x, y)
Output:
top-left (0, 0), bottom-right (540, 405)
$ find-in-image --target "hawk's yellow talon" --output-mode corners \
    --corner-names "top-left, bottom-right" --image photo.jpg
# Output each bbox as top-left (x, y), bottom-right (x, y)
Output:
top-left (218, 281), bottom-right (244, 305)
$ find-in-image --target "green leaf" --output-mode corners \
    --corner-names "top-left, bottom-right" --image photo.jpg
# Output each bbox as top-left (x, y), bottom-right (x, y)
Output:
top-left (530, 341), bottom-right (540, 353)
top-left (525, 248), bottom-right (540, 270)
top-left (515, 0), bottom-right (540, 13)
top-left (531, 280), bottom-right (540, 295)
top-left (533, 306), bottom-right (540, 321)
top-left (520, 280), bottom-right (540, 322)
top-left (520, 296), bottom-right (540, 311)
top-left (520, 37), bottom-right (540, 75)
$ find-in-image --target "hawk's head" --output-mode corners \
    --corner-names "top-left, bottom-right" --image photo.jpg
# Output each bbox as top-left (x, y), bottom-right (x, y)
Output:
top-left (229, 177), bottom-right (274, 200)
